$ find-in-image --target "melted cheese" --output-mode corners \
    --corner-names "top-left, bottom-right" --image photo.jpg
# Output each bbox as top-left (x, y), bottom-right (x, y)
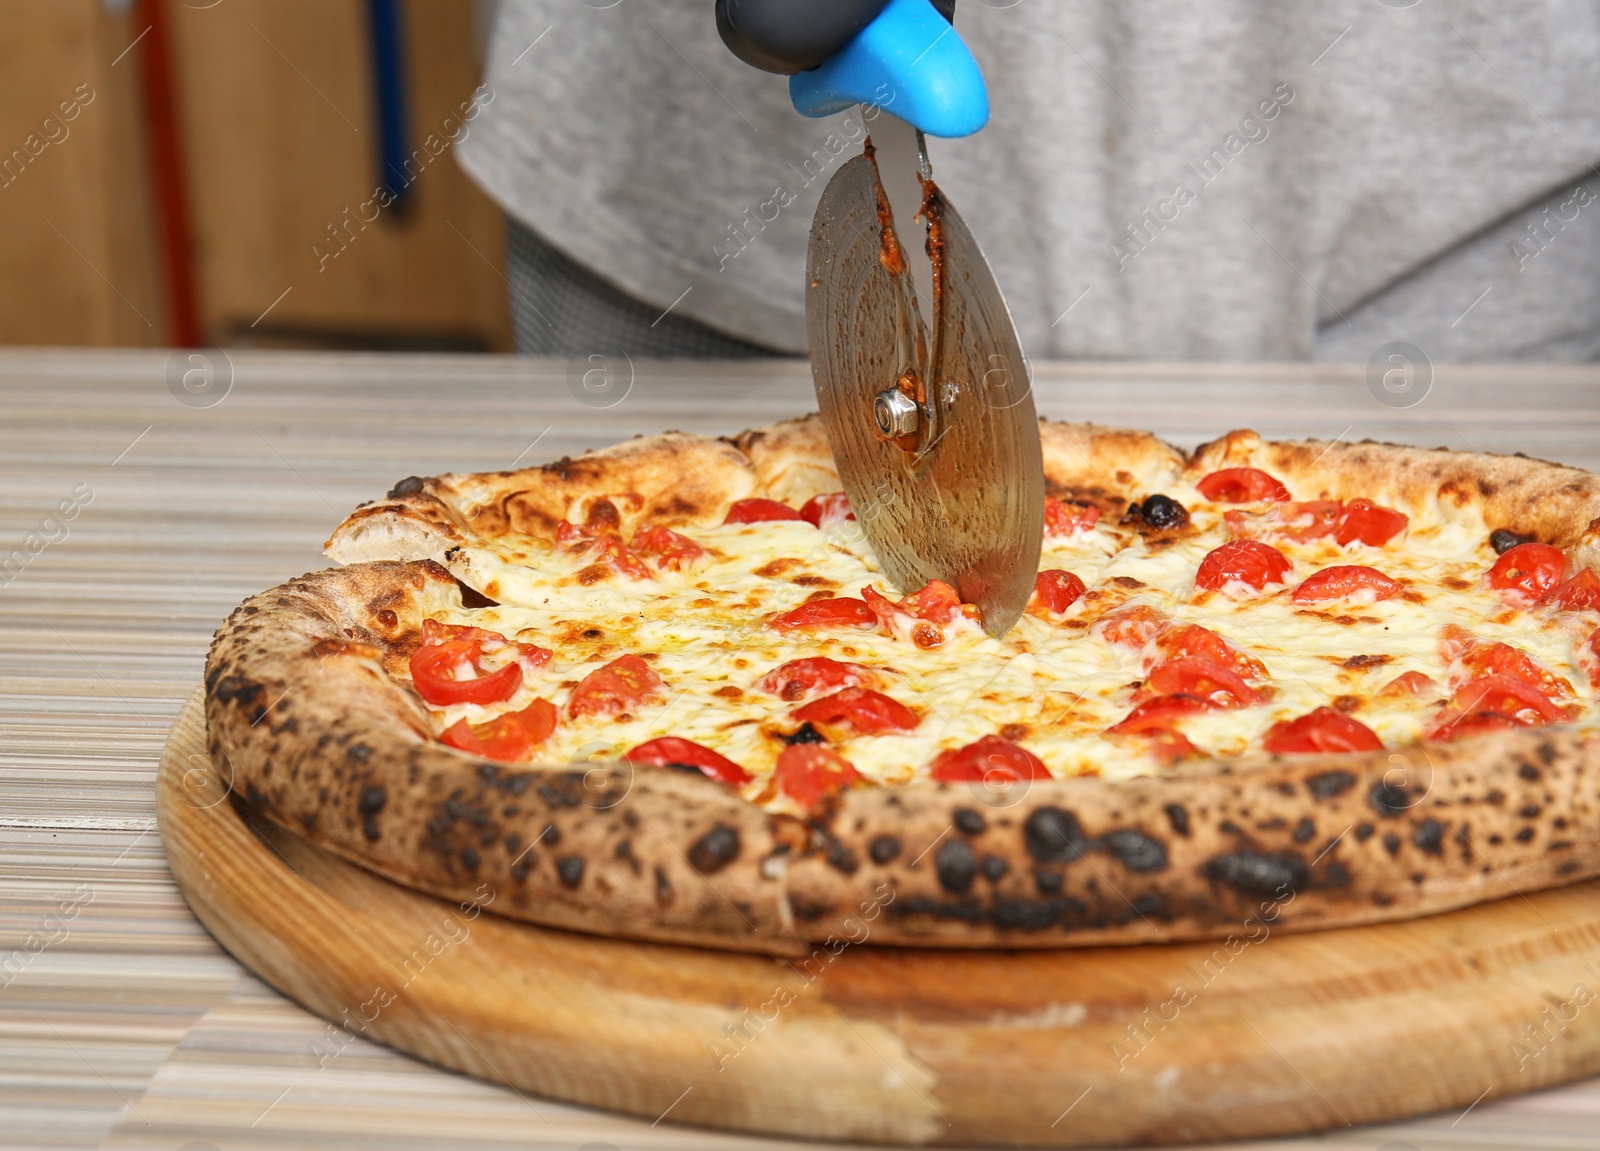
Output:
top-left (417, 486), bottom-right (1600, 810)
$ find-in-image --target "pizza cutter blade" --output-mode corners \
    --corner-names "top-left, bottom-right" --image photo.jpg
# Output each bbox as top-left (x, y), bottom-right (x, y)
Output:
top-left (805, 121), bottom-right (1043, 637)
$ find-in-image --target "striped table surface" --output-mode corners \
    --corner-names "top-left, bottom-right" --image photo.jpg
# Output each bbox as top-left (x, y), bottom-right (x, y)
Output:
top-left (3, 348), bottom-right (1599, 1150)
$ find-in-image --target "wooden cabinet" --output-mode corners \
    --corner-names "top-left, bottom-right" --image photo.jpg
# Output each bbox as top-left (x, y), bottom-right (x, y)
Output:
top-left (0, 0), bottom-right (509, 350)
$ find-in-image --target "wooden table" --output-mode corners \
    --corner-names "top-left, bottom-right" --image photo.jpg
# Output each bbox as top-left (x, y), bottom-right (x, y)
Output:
top-left (4, 348), bottom-right (1599, 1150)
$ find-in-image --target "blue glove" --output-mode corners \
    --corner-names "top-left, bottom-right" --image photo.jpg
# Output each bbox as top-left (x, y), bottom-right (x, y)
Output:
top-left (716, 0), bottom-right (988, 138)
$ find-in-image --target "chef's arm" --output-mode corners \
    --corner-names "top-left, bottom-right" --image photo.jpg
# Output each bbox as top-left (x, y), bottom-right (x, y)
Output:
top-left (715, 0), bottom-right (986, 139)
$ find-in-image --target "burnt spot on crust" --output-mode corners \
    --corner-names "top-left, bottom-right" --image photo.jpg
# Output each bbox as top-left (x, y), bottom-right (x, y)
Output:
top-left (1164, 803), bottom-right (1191, 837)
top-left (386, 475), bottom-right (427, 498)
top-left (214, 675), bottom-right (264, 708)
top-left (1099, 829), bottom-right (1169, 873)
top-left (1308, 770), bottom-right (1357, 800)
top-left (1291, 817), bottom-right (1316, 844)
top-left (1125, 494), bottom-right (1189, 531)
top-left (868, 835), bottom-right (901, 864)
top-left (1369, 780), bottom-right (1411, 817)
top-left (1024, 807), bottom-right (1091, 863)
top-left (654, 865), bottom-right (673, 905)
top-left (781, 722), bottom-right (826, 746)
top-left (1202, 851), bottom-right (1309, 897)
top-left (1383, 832), bottom-right (1402, 856)
top-left (688, 824), bottom-right (741, 873)
top-left (952, 808), bottom-right (986, 835)
top-left (1034, 868), bottom-right (1064, 895)
top-left (1519, 763), bottom-right (1542, 782)
top-left (358, 784), bottom-right (387, 841)
top-left (556, 855), bottom-right (585, 888)
top-left (980, 855), bottom-right (1009, 882)
top-left (1412, 819), bottom-right (1446, 855)
top-left (1515, 827), bottom-right (1536, 844)
top-left (461, 846), bottom-right (480, 871)
top-left (936, 839), bottom-right (978, 893)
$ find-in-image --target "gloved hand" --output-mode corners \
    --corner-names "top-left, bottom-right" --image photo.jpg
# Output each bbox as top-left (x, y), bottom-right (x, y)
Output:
top-left (716, 0), bottom-right (986, 139)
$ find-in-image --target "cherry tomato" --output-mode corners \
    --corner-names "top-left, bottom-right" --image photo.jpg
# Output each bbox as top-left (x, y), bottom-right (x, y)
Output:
top-left (928, 735), bottom-right (1052, 783)
top-left (1428, 710), bottom-right (1524, 742)
top-left (1160, 623), bottom-right (1269, 680)
top-left (1144, 656), bottom-right (1264, 708)
top-left (724, 498), bottom-right (805, 525)
top-left (556, 520), bottom-right (648, 578)
top-left (1225, 499), bottom-right (1342, 543)
top-left (759, 657), bottom-right (865, 700)
top-left (1044, 498), bottom-right (1101, 537)
top-left (1095, 604), bottom-right (1167, 648)
top-left (1196, 467), bottom-right (1291, 504)
top-left (769, 596), bottom-right (878, 631)
top-left (410, 639), bottom-right (524, 706)
top-left (864, 579), bottom-right (970, 624)
top-left (1107, 693), bottom-right (1215, 735)
top-left (793, 687), bottom-right (919, 734)
top-left (1033, 570), bottom-right (1087, 615)
top-left (798, 492), bottom-right (855, 528)
top-left (1453, 638), bottom-right (1574, 701)
top-left (567, 654), bottom-right (665, 718)
top-left (623, 736), bottom-right (751, 787)
top-left (440, 698), bottom-right (558, 762)
top-left (775, 744), bottom-right (864, 808)
top-left (1451, 675), bottom-right (1569, 726)
top-left (555, 518), bottom-right (610, 544)
top-left (1380, 670), bottom-right (1437, 698)
top-left (1262, 706), bottom-right (1382, 754)
top-left (1487, 542), bottom-right (1566, 602)
top-left (1545, 568), bottom-right (1600, 612)
top-left (629, 526), bottom-right (706, 571)
top-left (1291, 565), bottom-right (1404, 605)
top-left (1334, 498), bottom-right (1409, 547)
top-left (1194, 539), bottom-right (1293, 592)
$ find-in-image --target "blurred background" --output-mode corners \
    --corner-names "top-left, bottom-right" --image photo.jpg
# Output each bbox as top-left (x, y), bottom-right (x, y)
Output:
top-left (0, 0), bottom-right (509, 352)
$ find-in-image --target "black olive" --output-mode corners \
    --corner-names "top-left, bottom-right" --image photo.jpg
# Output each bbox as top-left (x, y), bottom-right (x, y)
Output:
top-left (781, 722), bottom-right (826, 745)
top-left (1129, 493), bottom-right (1189, 530)
top-left (1489, 528), bottom-right (1532, 554)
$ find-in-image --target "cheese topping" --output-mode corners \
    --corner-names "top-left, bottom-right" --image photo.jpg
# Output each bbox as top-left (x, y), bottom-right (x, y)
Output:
top-left (410, 480), bottom-right (1600, 814)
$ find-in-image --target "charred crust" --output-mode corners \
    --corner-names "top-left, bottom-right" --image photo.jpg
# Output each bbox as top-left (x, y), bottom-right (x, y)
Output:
top-left (1412, 819), bottom-right (1446, 855)
top-left (357, 784), bottom-right (386, 841)
top-left (1099, 829), bottom-right (1169, 873)
top-left (936, 839), bottom-right (978, 894)
top-left (1202, 851), bottom-right (1308, 897)
top-left (688, 824), bottom-right (741, 873)
top-left (1291, 817), bottom-right (1316, 844)
top-left (952, 808), bottom-right (986, 835)
top-left (1024, 807), bottom-right (1090, 863)
top-left (1369, 780), bottom-right (1410, 817)
top-left (387, 475), bottom-right (427, 498)
top-left (1308, 770), bottom-right (1357, 800)
top-left (555, 855), bottom-right (585, 888)
top-left (1033, 868), bottom-right (1064, 895)
top-left (868, 834), bottom-right (901, 864)
top-left (654, 865), bottom-right (673, 905)
top-left (1164, 803), bottom-right (1191, 837)
top-left (980, 854), bottom-right (1009, 882)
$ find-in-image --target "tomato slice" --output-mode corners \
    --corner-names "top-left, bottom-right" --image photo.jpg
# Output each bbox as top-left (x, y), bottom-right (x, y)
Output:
top-left (1263, 706), bottom-right (1382, 754)
top-left (1292, 565), bottom-right (1404, 605)
top-left (623, 736), bottom-right (751, 787)
top-left (724, 498), bottom-right (805, 525)
top-left (928, 735), bottom-right (1052, 783)
top-left (567, 654), bottom-right (666, 718)
top-left (1196, 467), bottom-right (1291, 504)
top-left (1032, 570), bottom-right (1087, 615)
top-left (759, 657), bottom-right (865, 700)
top-left (1545, 568), bottom-right (1600, 612)
top-left (769, 596), bottom-right (878, 631)
top-left (1194, 539), bottom-right (1293, 592)
top-left (1334, 498), bottom-right (1409, 547)
top-left (440, 698), bottom-right (558, 762)
top-left (793, 687), bottom-right (918, 734)
top-left (1143, 656), bottom-right (1264, 707)
top-left (629, 526), bottom-right (707, 571)
top-left (798, 492), bottom-right (855, 528)
top-left (1452, 675), bottom-right (1570, 726)
top-left (864, 579), bottom-right (972, 625)
top-left (1380, 670), bottom-right (1437, 698)
top-left (1487, 542), bottom-right (1566, 602)
top-left (556, 519), bottom-right (649, 579)
top-left (1044, 498), bottom-right (1101, 537)
top-left (1107, 693), bottom-right (1214, 735)
top-left (775, 744), bottom-right (864, 808)
top-left (410, 639), bottom-right (524, 706)
top-left (1428, 710), bottom-right (1524, 742)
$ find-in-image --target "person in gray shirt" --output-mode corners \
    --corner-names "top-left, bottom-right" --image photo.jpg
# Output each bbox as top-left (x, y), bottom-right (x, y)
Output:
top-left (458, 0), bottom-right (1600, 362)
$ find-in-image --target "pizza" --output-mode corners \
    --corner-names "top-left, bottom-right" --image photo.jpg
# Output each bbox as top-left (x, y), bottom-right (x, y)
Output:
top-left (203, 417), bottom-right (1600, 954)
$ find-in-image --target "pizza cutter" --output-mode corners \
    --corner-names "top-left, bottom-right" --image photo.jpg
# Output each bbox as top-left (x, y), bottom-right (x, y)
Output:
top-left (785, 0), bottom-right (1044, 637)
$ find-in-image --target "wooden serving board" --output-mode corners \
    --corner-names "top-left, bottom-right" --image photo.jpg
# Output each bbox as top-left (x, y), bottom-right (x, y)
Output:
top-left (157, 689), bottom-right (1600, 1147)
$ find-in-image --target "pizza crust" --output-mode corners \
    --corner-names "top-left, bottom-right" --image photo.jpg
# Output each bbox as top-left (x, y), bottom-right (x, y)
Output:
top-left (207, 417), bottom-right (1600, 954)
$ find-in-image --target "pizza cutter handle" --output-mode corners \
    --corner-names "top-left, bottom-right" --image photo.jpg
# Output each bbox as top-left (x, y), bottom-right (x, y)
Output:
top-left (789, 0), bottom-right (987, 138)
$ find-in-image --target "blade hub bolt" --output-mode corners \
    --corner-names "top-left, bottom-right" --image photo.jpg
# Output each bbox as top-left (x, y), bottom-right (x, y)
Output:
top-left (873, 389), bottom-right (919, 438)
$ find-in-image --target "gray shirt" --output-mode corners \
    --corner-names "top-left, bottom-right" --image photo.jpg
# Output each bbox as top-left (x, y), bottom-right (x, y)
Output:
top-left (459, 0), bottom-right (1600, 361)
